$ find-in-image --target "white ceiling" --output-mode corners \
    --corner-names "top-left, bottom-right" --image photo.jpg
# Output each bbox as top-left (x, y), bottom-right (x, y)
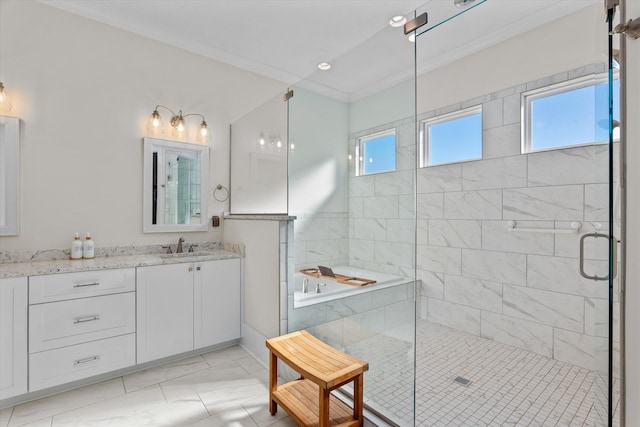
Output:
top-left (38, 0), bottom-right (600, 101)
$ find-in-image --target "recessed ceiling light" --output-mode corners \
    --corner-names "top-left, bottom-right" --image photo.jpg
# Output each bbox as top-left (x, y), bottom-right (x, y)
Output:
top-left (317, 62), bottom-right (332, 71)
top-left (454, 0), bottom-right (476, 8)
top-left (407, 32), bottom-right (416, 43)
top-left (389, 15), bottom-right (406, 27)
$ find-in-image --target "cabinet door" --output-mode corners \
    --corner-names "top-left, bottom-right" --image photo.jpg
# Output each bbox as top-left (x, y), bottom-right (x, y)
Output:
top-left (194, 259), bottom-right (241, 349)
top-left (0, 277), bottom-right (28, 399)
top-left (137, 264), bottom-right (194, 363)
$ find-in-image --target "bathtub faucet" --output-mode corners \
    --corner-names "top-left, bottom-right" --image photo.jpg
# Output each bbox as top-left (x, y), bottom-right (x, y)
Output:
top-left (302, 278), bottom-right (309, 293)
top-left (315, 283), bottom-right (326, 294)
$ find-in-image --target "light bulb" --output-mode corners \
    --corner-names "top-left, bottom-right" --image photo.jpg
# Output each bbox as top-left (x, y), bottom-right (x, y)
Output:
top-left (258, 131), bottom-right (265, 146)
top-left (276, 139), bottom-right (282, 149)
top-left (0, 82), bottom-right (13, 113)
top-left (171, 112), bottom-right (188, 139)
top-left (290, 143), bottom-right (295, 150)
top-left (197, 120), bottom-right (210, 143)
top-left (146, 109), bottom-right (164, 135)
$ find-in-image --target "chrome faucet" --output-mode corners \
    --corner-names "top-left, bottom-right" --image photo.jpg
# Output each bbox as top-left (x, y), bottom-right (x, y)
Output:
top-left (315, 283), bottom-right (326, 294)
top-left (302, 278), bottom-right (309, 293)
top-left (176, 237), bottom-right (185, 253)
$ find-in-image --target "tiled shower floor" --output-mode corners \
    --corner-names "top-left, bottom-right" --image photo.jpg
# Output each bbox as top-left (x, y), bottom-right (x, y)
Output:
top-left (347, 320), bottom-right (621, 426)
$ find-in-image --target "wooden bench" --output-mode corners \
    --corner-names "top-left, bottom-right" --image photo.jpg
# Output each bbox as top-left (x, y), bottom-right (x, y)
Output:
top-left (266, 330), bottom-right (369, 427)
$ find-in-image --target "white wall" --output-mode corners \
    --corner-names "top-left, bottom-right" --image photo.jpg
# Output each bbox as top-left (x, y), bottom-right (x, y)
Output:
top-left (0, 0), bottom-right (287, 251)
top-left (416, 5), bottom-right (607, 114)
top-left (223, 219), bottom-right (280, 339)
top-left (348, 79), bottom-right (414, 135)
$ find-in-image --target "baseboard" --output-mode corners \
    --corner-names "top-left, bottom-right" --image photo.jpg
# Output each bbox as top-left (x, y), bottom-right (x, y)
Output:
top-left (239, 321), bottom-right (271, 367)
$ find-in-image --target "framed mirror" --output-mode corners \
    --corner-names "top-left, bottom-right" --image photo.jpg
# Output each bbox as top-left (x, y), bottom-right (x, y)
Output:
top-left (143, 137), bottom-right (209, 232)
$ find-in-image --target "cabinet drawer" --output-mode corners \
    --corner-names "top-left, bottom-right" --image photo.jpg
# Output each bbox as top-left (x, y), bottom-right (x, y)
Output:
top-left (29, 333), bottom-right (136, 392)
top-left (29, 292), bottom-right (135, 353)
top-left (29, 268), bottom-right (135, 304)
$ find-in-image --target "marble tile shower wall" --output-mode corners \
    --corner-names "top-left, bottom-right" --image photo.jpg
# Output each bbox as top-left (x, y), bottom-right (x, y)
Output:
top-left (346, 64), bottom-right (618, 372)
top-left (292, 212), bottom-right (349, 273)
top-left (348, 116), bottom-right (417, 278)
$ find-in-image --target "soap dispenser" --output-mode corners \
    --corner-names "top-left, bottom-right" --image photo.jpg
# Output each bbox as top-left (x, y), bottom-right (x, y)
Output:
top-left (83, 232), bottom-right (95, 259)
top-left (71, 233), bottom-right (83, 260)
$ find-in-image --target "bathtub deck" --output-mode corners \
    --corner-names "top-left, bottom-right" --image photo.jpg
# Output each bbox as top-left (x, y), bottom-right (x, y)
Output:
top-left (299, 268), bottom-right (376, 286)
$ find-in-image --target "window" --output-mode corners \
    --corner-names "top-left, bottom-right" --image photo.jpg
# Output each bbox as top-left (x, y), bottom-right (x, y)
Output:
top-left (523, 75), bottom-right (620, 152)
top-left (356, 129), bottom-right (396, 176)
top-left (421, 105), bottom-right (482, 167)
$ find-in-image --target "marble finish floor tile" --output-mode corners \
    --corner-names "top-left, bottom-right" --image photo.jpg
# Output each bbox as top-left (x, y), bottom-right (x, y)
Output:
top-left (1, 407), bottom-right (12, 427)
top-left (2, 346), bottom-right (290, 427)
top-left (123, 355), bottom-right (210, 393)
top-left (51, 386), bottom-right (210, 426)
top-left (160, 361), bottom-right (261, 404)
top-left (7, 378), bottom-right (125, 426)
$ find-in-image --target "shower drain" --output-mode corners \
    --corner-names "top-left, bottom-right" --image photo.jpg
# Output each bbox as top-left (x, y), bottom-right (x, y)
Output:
top-left (453, 376), bottom-right (472, 387)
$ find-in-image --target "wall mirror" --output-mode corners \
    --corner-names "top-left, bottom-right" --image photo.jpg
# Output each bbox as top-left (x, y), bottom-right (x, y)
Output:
top-left (0, 116), bottom-right (20, 236)
top-left (143, 137), bottom-right (209, 232)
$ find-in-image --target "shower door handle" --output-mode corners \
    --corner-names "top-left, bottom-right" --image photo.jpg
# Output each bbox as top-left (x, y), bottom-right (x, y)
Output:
top-left (579, 232), bottom-right (617, 281)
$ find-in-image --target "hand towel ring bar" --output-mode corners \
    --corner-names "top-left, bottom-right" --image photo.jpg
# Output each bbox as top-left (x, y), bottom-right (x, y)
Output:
top-left (213, 184), bottom-right (229, 202)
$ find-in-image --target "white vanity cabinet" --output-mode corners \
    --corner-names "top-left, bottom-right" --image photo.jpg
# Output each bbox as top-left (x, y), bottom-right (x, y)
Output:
top-left (137, 258), bottom-right (241, 364)
top-left (194, 258), bottom-right (241, 348)
top-left (136, 263), bottom-right (195, 363)
top-left (0, 277), bottom-right (28, 399)
top-left (28, 269), bottom-right (136, 391)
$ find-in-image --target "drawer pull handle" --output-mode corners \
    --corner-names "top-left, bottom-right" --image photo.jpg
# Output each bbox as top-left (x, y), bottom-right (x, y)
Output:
top-left (73, 355), bottom-right (100, 365)
top-left (73, 281), bottom-right (100, 288)
top-left (73, 316), bottom-right (100, 324)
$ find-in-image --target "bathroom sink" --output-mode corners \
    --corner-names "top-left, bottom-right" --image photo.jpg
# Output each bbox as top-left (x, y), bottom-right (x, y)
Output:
top-left (159, 251), bottom-right (212, 258)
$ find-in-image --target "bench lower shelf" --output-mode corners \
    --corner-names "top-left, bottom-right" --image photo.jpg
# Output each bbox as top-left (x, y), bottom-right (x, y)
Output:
top-left (272, 379), bottom-right (360, 427)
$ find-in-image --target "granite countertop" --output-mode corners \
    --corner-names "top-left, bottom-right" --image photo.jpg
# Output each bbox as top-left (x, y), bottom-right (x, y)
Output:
top-left (0, 243), bottom-right (243, 279)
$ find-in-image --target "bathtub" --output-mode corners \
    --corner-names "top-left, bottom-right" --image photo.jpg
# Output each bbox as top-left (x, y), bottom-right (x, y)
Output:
top-left (292, 266), bottom-right (410, 308)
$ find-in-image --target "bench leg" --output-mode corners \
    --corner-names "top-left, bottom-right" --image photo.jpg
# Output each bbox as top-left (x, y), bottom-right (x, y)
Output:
top-left (319, 387), bottom-right (330, 427)
top-left (354, 374), bottom-right (364, 424)
top-left (269, 351), bottom-right (278, 415)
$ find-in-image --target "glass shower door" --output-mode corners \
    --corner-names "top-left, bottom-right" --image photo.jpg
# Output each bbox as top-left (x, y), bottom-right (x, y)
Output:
top-left (412, 1), bottom-right (618, 425)
top-left (285, 16), bottom-right (418, 427)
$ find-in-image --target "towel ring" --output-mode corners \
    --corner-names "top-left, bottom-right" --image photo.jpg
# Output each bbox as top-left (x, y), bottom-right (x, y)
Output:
top-left (213, 184), bottom-right (229, 202)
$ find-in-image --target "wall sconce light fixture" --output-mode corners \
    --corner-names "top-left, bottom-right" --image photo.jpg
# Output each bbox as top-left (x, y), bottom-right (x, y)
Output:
top-left (147, 104), bottom-right (210, 143)
top-left (0, 82), bottom-right (12, 113)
